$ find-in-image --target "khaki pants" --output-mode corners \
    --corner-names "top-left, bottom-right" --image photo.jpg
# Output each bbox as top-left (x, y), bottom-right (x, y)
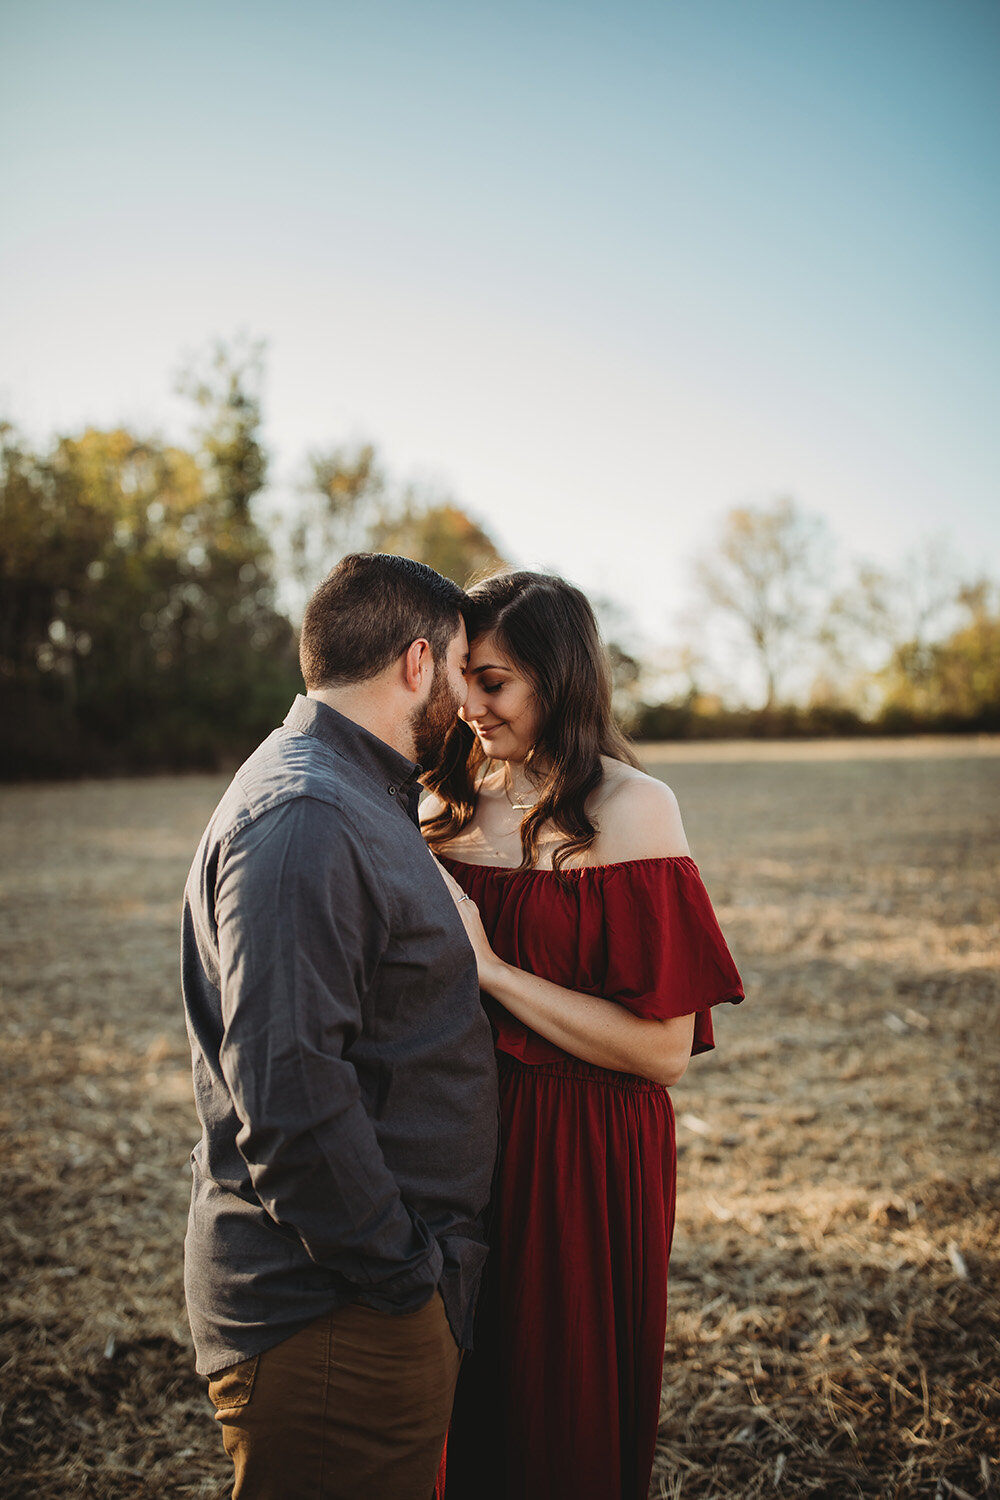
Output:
top-left (207, 1292), bottom-right (460, 1500)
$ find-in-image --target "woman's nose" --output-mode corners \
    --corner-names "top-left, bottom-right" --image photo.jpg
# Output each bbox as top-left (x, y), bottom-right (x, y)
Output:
top-left (459, 687), bottom-right (485, 722)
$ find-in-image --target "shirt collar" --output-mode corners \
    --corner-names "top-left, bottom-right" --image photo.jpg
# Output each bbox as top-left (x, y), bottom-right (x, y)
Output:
top-left (283, 695), bottom-right (423, 813)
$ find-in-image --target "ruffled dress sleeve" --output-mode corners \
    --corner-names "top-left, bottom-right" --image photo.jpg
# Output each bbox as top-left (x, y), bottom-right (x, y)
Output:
top-left (598, 856), bottom-right (744, 1055)
top-left (442, 854), bottom-right (743, 1065)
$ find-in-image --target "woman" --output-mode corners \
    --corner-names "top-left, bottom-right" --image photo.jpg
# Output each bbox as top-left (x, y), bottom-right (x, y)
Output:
top-left (422, 571), bottom-right (744, 1500)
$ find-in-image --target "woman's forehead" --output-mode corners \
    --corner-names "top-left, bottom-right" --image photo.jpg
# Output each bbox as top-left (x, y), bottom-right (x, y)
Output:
top-left (468, 631), bottom-right (516, 672)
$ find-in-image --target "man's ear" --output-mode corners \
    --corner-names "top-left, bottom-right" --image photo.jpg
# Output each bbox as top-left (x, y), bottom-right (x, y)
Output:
top-left (402, 638), bottom-right (432, 693)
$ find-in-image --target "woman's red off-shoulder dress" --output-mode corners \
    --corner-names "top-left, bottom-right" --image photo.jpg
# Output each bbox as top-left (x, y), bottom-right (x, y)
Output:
top-left (435, 855), bottom-right (744, 1500)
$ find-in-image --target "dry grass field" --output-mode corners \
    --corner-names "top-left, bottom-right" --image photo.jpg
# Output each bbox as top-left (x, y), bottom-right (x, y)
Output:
top-left (1, 740), bottom-right (998, 1499)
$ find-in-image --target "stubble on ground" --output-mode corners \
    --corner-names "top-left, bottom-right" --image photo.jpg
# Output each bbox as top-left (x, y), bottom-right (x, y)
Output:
top-left (0, 742), bottom-right (997, 1499)
top-left (646, 742), bottom-right (999, 1500)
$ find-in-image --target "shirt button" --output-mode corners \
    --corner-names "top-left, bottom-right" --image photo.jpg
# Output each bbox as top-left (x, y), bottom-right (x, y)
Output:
top-left (387, 785), bottom-right (396, 795)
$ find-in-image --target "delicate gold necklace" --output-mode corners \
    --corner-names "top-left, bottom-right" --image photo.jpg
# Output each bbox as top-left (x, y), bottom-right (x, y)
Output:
top-left (504, 780), bottom-right (539, 812)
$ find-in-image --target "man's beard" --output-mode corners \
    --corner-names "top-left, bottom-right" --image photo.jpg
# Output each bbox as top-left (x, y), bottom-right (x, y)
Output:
top-left (410, 659), bottom-right (463, 768)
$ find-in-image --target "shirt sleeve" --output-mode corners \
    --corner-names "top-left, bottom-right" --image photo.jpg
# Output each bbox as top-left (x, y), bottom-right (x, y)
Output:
top-left (600, 857), bottom-right (745, 1056)
top-left (214, 795), bottom-right (443, 1307)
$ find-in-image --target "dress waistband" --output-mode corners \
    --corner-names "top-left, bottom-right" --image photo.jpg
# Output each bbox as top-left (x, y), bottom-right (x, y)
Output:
top-left (496, 1050), bottom-right (668, 1094)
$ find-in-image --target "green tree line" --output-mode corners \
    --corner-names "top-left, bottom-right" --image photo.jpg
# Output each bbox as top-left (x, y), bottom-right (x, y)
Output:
top-left (0, 344), bottom-right (505, 777)
top-left (2, 346), bottom-right (998, 777)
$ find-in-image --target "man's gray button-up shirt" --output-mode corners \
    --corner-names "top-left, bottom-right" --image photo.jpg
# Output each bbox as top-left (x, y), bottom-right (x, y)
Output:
top-left (181, 695), bottom-right (499, 1376)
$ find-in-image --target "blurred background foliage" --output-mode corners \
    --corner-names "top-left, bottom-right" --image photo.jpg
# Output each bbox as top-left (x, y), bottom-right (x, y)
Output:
top-left (1, 341), bottom-right (998, 778)
top-left (1, 342), bottom-right (297, 776)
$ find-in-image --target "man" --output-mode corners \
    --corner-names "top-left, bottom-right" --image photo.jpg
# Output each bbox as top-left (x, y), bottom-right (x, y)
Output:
top-left (181, 553), bottom-right (498, 1500)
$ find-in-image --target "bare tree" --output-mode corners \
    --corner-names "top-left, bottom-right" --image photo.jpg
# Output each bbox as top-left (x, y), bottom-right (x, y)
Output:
top-left (371, 496), bottom-right (507, 586)
top-left (826, 538), bottom-right (960, 669)
top-left (694, 498), bottom-right (830, 709)
top-left (590, 595), bottom-right (645, 728)
top-left (274, 442), bottom-right (389, 618)
top-left (277, 444), bottom-right (509, 616)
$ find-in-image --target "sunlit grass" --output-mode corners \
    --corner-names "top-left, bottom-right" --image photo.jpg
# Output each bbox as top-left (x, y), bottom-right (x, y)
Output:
top-left (0, 747), bottom-right (997, 1498)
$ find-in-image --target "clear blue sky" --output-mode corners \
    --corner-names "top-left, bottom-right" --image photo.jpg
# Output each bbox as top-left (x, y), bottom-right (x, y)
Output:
top-left (2, 0), bottom-right (997, 642)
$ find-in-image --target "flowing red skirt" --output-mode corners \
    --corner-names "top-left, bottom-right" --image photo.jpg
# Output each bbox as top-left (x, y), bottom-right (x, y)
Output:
top-left (437, 1052), bottom-right (676, 1500)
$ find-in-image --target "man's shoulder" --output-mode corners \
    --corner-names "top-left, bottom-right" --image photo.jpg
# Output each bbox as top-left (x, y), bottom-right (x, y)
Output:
top-left (211, 726), bottom-right (351, 846)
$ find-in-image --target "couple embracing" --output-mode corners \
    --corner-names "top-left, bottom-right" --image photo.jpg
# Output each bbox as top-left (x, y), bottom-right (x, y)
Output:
top-left (181, 553), bottom-right (743, 1500)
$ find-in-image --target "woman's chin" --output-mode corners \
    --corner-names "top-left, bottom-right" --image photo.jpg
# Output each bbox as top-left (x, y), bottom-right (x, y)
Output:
top-left (476, 728), bottom-right (531, 764)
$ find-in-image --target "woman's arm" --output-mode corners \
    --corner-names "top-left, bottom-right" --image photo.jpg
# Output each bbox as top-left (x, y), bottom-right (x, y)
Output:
top-left (438, 773), bottom-right (698, 1088)
top-left (484, 959), bottom-right (695, 1087)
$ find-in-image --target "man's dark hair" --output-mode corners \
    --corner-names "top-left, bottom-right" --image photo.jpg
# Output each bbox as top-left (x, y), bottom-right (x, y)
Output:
top-left (299, 553), bottom-right (467, 689)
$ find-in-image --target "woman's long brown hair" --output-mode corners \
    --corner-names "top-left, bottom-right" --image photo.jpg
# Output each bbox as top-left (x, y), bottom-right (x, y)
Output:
top-left (422, 571), bottom-right (641, 873)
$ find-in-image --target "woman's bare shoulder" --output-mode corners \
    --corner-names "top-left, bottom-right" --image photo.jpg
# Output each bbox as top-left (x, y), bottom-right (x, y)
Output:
top-left (418, 789), bottom-right (446, 825)
top-left (590, 760), bottom-right (691, 862)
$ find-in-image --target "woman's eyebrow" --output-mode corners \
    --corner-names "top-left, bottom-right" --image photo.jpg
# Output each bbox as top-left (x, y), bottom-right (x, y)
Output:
top-left (469, 662), bottom-right (509, 675)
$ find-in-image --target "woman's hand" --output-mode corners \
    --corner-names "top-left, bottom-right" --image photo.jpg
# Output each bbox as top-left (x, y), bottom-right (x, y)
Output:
top-left (429, 854), bottom-right (693, 1087)
top-left (432, 858), bottom-right (506, 990)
